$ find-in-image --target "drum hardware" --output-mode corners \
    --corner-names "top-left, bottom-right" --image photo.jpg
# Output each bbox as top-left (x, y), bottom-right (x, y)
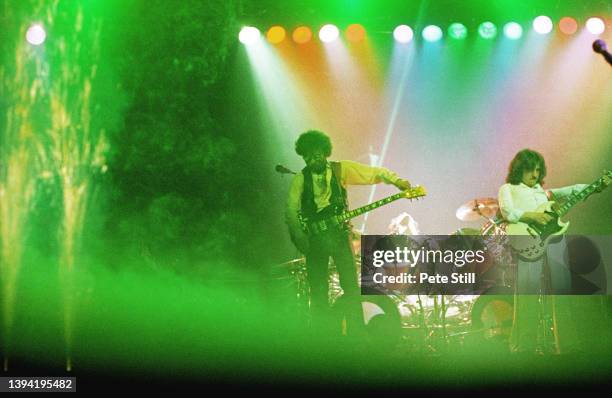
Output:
top-left (275, 255), bottom-right (516, 351)
top-left (455, 198), bottom-right (514, 291)
top-left (456, 197), bottom-right (499, 222)
top-left (456, 197), bottom-right (506, 236)
top-left (394, 293), bottom-right (474, 352)
top-left (451, 199), bottom-right (516, 348)
top-left (432, 294), bottom-right (449, 349)
top-left (269, 257), bottom-right (310, 312)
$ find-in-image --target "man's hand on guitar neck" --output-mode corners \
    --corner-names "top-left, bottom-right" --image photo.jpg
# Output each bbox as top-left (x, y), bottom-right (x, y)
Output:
top-left (394, 179), bottom-right (412, 191)
top-left (520, 211), bottom-right (553, 226)
top-left (581, 173), bottom-right (609, 200)
top-left (596, 173), bottom-right (610, 193)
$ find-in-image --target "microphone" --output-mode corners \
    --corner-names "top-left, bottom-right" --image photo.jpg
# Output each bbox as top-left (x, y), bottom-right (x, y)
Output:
top-left (593, 40), bottom-right (612, 67)
top-left (275, 164), bottom-right (296, 175)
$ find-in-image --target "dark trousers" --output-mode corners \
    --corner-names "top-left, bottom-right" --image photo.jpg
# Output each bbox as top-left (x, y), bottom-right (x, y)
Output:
top-left (305, 228), bottom-right (362, 333)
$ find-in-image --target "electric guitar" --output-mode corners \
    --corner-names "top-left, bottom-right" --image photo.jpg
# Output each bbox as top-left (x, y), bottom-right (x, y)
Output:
top-left (505, 170), bottom-right (611, 261)
top-left (300, 186), bottom-right (427, 235)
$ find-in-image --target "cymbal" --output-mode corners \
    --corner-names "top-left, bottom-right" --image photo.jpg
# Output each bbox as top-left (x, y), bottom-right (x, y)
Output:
top-left (456, 198), bottom-right (499, 221)
top-left (272, 257), bottom-right (305, 270)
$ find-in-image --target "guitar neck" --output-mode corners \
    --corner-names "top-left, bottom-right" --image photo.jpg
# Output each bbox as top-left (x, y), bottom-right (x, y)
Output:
top-left (337, 192), bottom-right (406, 222)
top-left (556, 180), bottom-right (601, 217)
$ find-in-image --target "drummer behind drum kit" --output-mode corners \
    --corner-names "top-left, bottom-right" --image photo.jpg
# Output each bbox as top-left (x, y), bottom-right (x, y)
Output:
top-left (272, 197), bottom-right (518, 351)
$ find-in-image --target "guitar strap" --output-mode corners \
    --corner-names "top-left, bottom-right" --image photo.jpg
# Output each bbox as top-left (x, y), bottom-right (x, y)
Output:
top-left (330, 161), bottom-right (351, 233)
top-left (330, 161), bottom-right (348, 212)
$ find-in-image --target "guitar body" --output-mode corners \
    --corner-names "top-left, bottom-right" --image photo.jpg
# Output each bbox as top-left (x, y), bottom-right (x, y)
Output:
top-left (505, 201), bottom-right (569, 261)
top-left (503, 170), bottom-right (611, 261)
top-left (302, 207), bottom-right (346, 235)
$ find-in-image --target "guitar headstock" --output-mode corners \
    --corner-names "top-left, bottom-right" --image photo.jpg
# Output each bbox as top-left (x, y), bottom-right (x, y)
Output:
top-left (401, 185), bottom-right (427, 200)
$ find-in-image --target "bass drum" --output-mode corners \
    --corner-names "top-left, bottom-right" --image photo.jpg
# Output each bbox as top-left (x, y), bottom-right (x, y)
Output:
top-left (470, 286), bottom-right (514, 344)
top-left (332, 287), bottom-right (402, 348)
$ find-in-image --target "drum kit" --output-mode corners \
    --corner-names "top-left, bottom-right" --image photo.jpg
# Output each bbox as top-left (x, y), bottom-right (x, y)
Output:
top-left (455, 197), bottom-right (514, 287)
top-left (452, 198), bottom-right (515, 347)
top-left (272, 197), bottom-right (516, 351)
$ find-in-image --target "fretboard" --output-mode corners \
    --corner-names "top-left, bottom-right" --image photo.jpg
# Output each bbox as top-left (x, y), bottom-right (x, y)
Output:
top-left (557, 181), bottom-right (600, 217)
top-left (337, 192), bottom-right (406, 222)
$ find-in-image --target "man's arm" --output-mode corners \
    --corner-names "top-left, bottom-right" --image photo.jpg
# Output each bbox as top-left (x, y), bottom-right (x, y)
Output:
top-left (498, 184), bottom-right (524, 224)
top-left (285, 173), bottom-right (309, 254)
top-left (340, 160), bottom-right (411, 190)
top-left (499, 184), bottom-right (552, 226)
top-left (549, 184), bottom-right (589, 200)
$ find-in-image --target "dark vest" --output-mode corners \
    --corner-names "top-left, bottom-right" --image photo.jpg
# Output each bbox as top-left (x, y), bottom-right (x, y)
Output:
top-left (301, 161), bottom-right (348, 220)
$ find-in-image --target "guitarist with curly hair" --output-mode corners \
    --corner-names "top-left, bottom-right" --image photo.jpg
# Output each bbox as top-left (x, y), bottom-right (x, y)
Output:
top-left (286, 130), bottom-right (414, 335)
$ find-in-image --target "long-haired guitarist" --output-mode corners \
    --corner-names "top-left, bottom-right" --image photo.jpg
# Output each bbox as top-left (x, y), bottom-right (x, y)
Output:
top-left (500, 149), bottom-right (586, 231)
top-left (499, 149), bottom-right (591, 291)
top-left (498, 148), bottom-right (609, 353)
top-left (285, 130), bottom-right (412, 333)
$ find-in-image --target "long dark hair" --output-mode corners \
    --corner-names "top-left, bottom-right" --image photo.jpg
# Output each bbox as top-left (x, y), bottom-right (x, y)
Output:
top-left (506, 149), bottom-right (547, 185)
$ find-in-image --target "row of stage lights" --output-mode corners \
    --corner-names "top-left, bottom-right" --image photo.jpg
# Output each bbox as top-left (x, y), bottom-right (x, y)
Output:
top-left (239, 16), bottom-right (608, 45)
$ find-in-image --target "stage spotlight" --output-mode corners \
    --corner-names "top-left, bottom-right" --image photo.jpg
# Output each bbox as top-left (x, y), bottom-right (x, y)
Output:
top-left (559, 17), bottom-right (578, 35)
top-left (393, 25), bottom-right (413, 43)
top-left (346, 24), bottom-right (365, 42)
top-left (448, 23), bottom-right (468, 40)
top-left (478, 22), bottom-right (497, 39)
top-left (266, 26), bottom-right (286, 44)
top-left (533, 16), bottom-right (553, 34)
top-left (503, 22), bottom-right (523, 39)
top-left (292, 26), bottom-right (312, 44)
top-left (239, 26), bottom-right (261, 45)
top-left (586, 17), bottom-right (605, 35)
top-left (422, 25), bottom-right (443, 42)
top-left (319, 24), bottom-right (339, 43)
top-left (26, 24), bottom-right (46, 45)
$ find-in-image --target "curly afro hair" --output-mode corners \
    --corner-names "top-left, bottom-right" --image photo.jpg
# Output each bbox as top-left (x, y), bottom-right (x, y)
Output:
top-left (295, 130), bottom-right (332, 157)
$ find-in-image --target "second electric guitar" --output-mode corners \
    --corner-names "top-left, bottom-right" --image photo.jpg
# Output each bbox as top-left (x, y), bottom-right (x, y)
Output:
top-left (506, 170), bottom-right (610, 261)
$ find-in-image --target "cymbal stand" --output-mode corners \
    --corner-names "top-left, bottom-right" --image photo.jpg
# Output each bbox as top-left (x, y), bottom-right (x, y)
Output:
top-left (433, 294), bottom-right (449, 350)
top-left (415, 293), bottom-right (431, 352)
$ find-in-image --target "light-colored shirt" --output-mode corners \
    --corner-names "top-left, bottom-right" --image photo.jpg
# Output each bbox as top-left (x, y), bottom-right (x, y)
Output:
top-left (286, 160), bottom-right (401, 232)
top-left (498, 182), bottom-right (588, 223)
